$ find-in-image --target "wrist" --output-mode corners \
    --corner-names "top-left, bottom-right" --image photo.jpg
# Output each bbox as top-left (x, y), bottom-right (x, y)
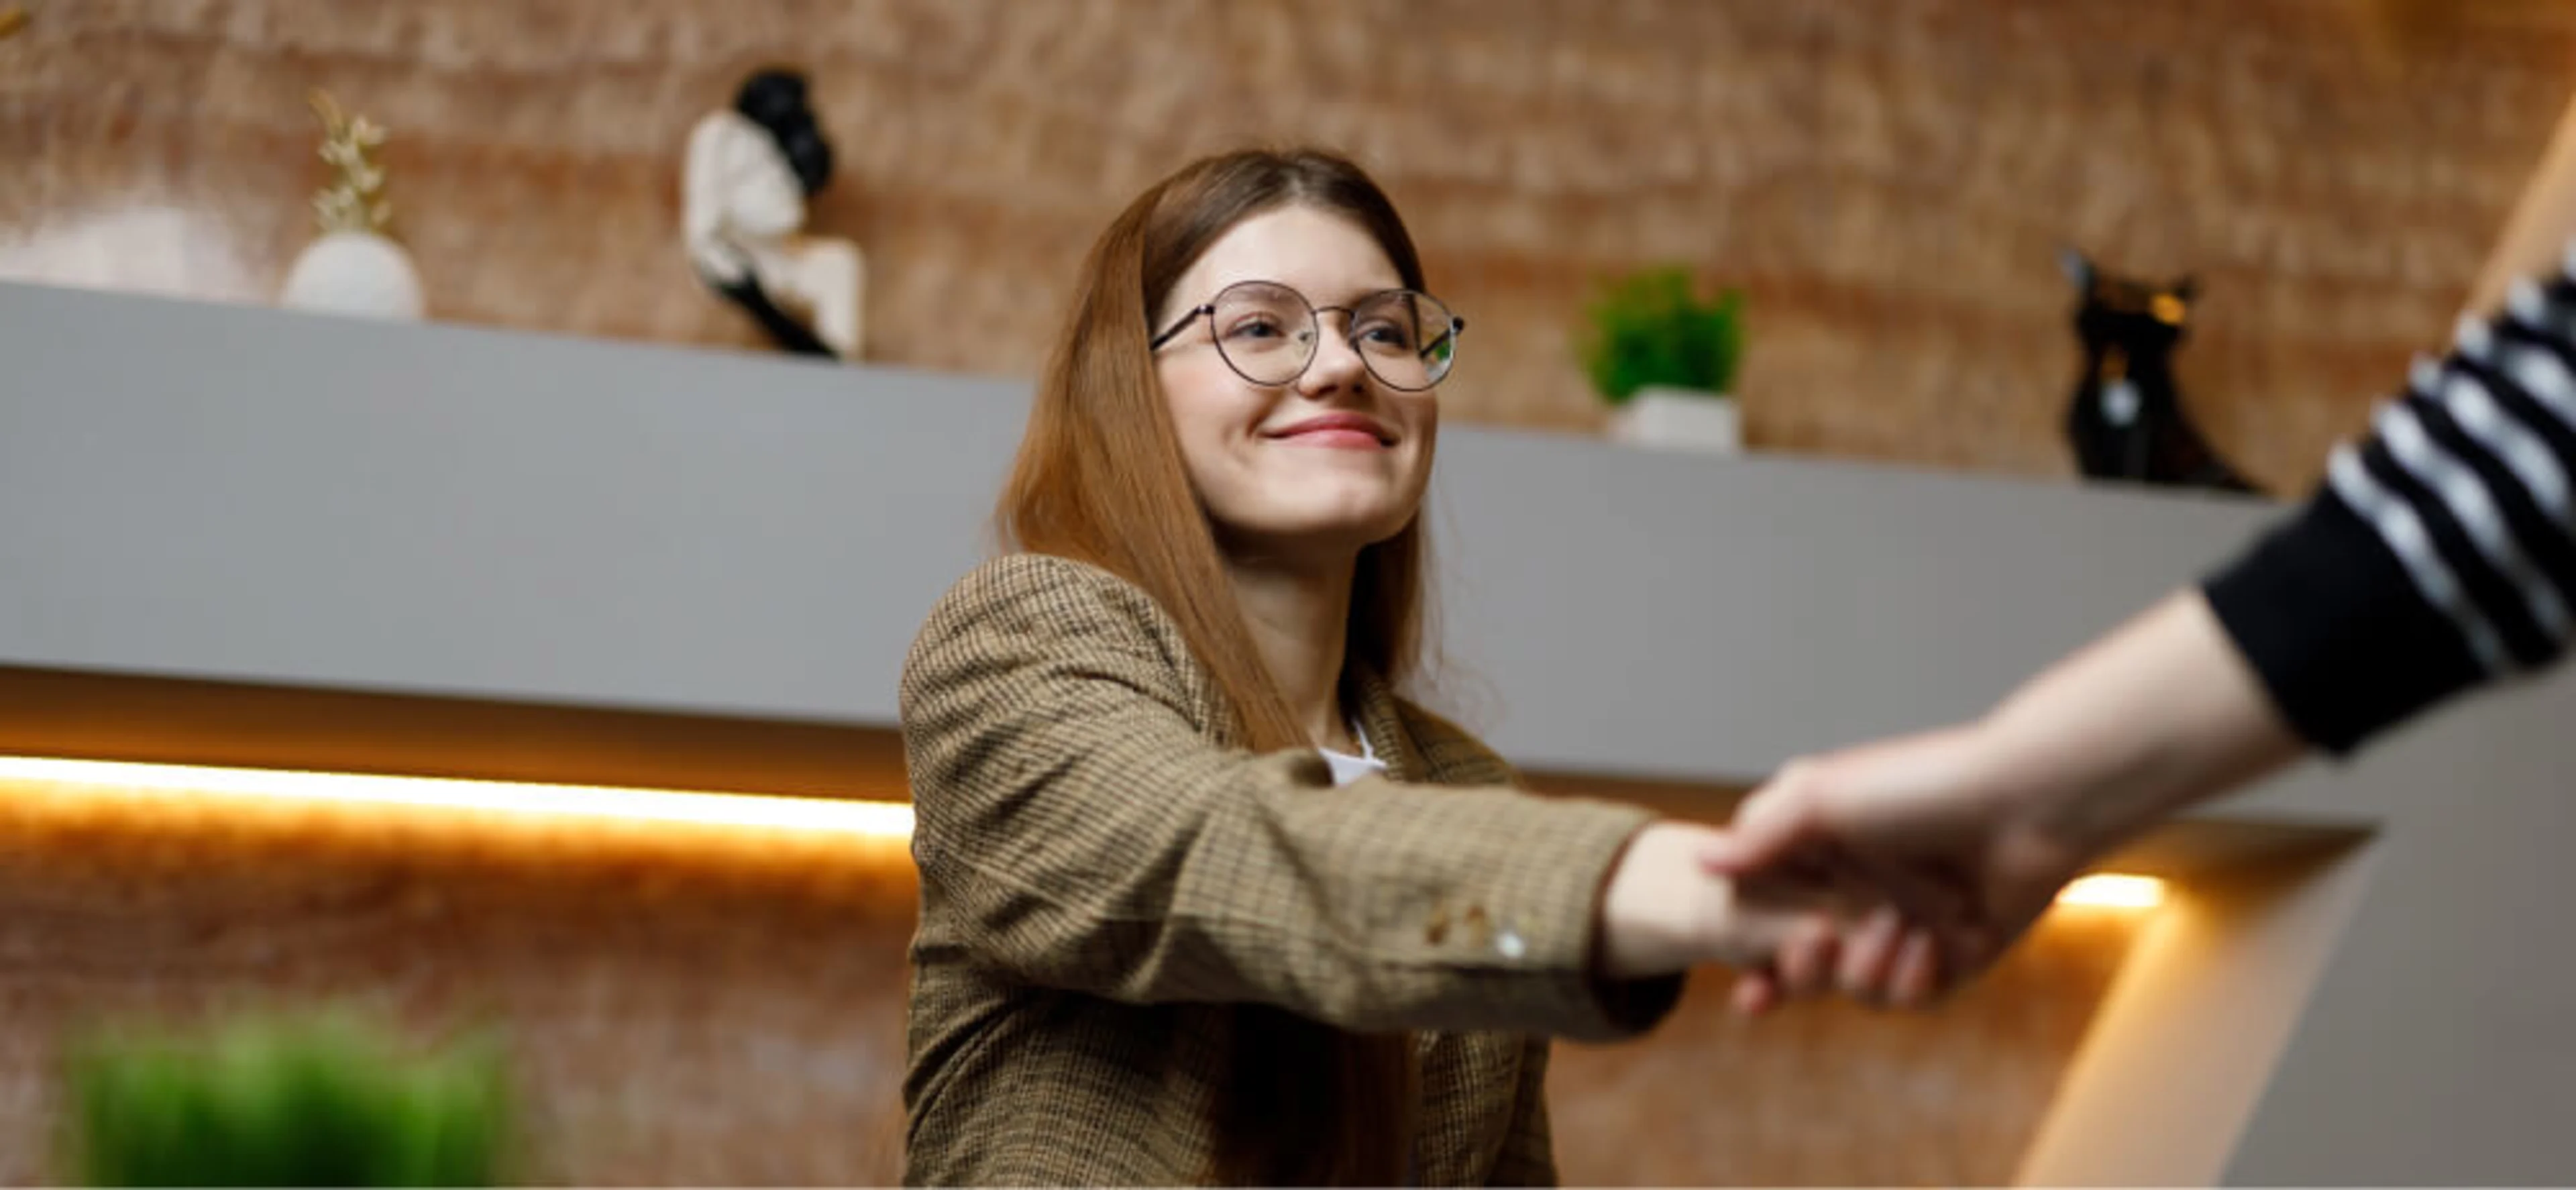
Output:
top-left (1587, 824), bottom-right (1690, 979)
top-left (1974, 592), bottom-right (2303, 863)
top-left (1595, 822), bottom-right (1711, 979)
top-left (1964, 711), bottom-right (2153, 867)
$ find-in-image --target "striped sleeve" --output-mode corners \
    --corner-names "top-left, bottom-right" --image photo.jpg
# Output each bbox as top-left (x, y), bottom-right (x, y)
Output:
top-left (2204, 246), bottom-right (2576, 753)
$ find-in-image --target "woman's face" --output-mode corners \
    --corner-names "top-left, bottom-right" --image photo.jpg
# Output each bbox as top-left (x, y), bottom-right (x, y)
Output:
top-left (1152, 205), bottom-right (1439, 563)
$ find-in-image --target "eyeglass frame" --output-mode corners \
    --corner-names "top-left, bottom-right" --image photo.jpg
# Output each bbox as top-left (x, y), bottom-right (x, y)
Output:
top-left (1146, 280), bottom-right (1466, 392)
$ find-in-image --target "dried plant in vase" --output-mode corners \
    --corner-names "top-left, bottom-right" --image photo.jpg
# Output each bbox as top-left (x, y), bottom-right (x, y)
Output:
top-left (278, 89), bottom-right (427, 321)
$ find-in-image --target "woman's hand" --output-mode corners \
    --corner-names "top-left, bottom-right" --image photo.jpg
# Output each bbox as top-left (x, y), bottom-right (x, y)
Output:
top-left (1595, 820), bottom-right (1884, 989)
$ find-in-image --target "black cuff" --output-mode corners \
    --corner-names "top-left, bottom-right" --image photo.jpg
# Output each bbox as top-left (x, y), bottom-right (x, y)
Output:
top-left (2201, 490), bottom-right (2485, 754)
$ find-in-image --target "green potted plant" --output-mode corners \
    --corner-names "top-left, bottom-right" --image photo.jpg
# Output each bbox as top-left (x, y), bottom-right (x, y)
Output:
top-left (1582, 266), bottom-right (1747, 453)
top-left (58, 1012), bottom-right (516, 1187)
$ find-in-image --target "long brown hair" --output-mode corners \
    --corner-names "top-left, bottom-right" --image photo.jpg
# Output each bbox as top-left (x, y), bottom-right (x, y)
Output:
top-left (996, 147), bottom-right (1434, 1185)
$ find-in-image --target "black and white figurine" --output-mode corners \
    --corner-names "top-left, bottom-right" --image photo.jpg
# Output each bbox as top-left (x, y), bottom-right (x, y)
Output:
top-left (684, 69), bottom-right (864, 360)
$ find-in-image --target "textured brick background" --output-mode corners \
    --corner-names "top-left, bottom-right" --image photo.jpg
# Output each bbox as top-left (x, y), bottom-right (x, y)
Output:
top-left (7, 1), bottom-right (2571, 490)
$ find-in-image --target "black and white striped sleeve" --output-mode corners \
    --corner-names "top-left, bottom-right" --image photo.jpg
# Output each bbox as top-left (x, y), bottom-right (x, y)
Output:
top-left (2203, 248), bottom-right (2576, 754)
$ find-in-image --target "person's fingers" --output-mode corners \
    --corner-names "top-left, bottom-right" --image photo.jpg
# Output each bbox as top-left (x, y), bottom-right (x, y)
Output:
top-left (1837, 905), bottom-right (1907, 1004)
top-left (1782, 849), bottom-right (1847, 889)
top-left (1698, 832), bottom-right (1807, 879)
top-left (1730, 970), bottom-right (1780, 1016)
top-left (1888, 927), bottom-right (1945, 1009)
top-left (1841, 849), bottom-right (1982, 933)
top-left (1772, 916), bottom-right (1841, 999)
top-left (1699, 763), bottom-right (1829, 877)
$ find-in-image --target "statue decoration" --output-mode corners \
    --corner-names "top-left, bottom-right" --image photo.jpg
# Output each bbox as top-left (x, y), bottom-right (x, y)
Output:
top-left (277, 90), bottom-right (427, 320)
top-left (2061, 248), bottom-right (2257, 494)
top-left (684, 68), bottom-right (865, 361)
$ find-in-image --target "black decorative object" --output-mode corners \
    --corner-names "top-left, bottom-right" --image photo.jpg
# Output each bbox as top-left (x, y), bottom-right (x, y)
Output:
top-left (682, 66), bottom-right (865, 360)
top-left (2061, 248), bottom-right (2257, 494)
top-left (734, 69), bottom-right (835, 197)
top-left (706, 261), bottom-right (837, 358)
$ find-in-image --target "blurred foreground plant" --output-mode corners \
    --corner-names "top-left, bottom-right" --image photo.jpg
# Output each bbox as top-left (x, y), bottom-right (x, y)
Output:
top-left (62, 1012), bottom-right (513, 1187)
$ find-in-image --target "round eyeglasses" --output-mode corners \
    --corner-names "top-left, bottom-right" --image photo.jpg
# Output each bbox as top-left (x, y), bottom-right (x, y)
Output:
top-left (1148, 280), bottom-right (1464, 392)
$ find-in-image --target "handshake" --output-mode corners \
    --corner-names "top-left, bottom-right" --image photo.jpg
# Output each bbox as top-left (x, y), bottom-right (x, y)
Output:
top-left (1595, 722), bottom-right (2091, 1016)
top-left (1595, 591), bottom-right (2308, 1014)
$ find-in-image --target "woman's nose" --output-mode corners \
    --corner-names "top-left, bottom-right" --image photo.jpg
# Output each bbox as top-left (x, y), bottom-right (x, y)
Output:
top-left (1298, 319), bottom-right (1368, 394)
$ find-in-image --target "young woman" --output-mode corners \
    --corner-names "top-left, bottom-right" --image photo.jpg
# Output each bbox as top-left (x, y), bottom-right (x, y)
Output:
top-left (897, 149), bottom-right (1849, 1185)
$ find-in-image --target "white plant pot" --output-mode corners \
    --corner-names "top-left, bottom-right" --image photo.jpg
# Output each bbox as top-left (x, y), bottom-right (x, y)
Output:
top-left (278, 231), bottom-right (427, 321)
top-left (1605, 386), bottom-right (1740, 453)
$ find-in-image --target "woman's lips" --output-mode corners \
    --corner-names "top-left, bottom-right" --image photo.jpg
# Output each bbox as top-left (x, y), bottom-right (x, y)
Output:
top-left (1274, 427), bottom-right (1388, 449)
top-left (1266, 414), bottom-right (1393, 449)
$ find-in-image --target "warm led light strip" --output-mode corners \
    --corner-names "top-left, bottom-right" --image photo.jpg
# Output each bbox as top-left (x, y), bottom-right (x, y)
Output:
top-left (0, 755), bottom-right (915, 839)
top-left (0, 757), bottom-right (2177, 907)
top-left (2055, 873), bottom-right (2166, 909)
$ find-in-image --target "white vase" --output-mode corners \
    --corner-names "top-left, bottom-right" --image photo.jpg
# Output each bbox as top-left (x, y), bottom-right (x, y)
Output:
top-left (278, 231), bottom-right (426, 321)
top-left (1605, 385), bottom-right (1740, 453)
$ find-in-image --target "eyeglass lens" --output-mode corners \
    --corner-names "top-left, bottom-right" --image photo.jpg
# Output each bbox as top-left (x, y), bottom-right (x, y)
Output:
top-left (1204, 282), bottom-right (1459, 391)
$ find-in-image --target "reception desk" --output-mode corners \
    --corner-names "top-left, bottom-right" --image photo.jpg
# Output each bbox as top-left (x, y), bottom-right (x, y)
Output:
top-left (3, 280), bottom-right (2569, 1183)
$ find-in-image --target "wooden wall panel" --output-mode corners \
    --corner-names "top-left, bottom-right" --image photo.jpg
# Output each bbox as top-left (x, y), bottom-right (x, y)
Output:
top-left (1551, 910), bottom-right (2144, 1186)
top-left (0, 767), bottom-right (922, 1185)
top-left (0, 763), bottom-right (2146, 1185)
top-left (5, 1), bottom-right (2572, 491)
top-left (0, 706), bottom-right (2151, 1185)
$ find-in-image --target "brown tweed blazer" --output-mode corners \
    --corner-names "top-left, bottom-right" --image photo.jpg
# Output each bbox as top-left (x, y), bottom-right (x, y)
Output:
top-left (898, 553), bottom-right (1682, 1186)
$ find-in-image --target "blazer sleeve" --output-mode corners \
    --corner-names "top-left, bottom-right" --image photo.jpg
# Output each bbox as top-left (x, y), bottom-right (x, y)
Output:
top-left (898, 553), bottom-right (1678, 1042)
